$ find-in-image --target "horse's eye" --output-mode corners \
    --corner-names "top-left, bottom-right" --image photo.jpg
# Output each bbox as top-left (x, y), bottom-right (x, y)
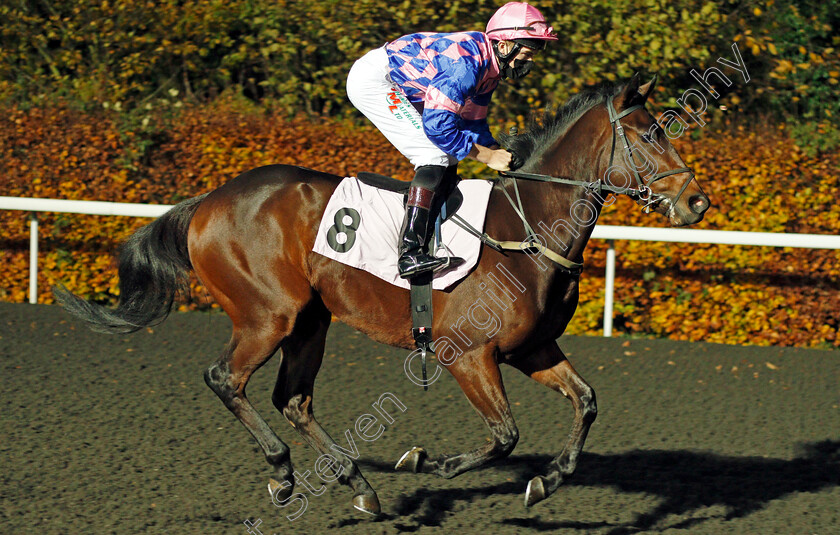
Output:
top-left (642, 127), bottom-right (665, 144)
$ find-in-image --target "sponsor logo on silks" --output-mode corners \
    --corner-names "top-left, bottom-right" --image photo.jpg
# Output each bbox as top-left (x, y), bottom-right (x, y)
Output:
top-left (386, 90), bottom-right (422, 130)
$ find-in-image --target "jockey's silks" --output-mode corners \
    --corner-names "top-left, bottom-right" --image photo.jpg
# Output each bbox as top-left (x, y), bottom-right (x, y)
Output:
top-left (385, 32), bottom-right (501, 160)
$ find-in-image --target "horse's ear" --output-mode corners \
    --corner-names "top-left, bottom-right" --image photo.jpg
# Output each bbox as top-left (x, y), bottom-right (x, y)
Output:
top-left (637, 74), bottom-right (658, 101)
top-left (621, 72), bottom-right (642, 107)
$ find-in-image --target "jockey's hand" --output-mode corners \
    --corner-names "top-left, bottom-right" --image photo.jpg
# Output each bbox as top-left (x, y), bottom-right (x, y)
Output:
top-left (469, 144), bottom-right (513, 172)
top-left (486, 149), bottom-right (513, 171)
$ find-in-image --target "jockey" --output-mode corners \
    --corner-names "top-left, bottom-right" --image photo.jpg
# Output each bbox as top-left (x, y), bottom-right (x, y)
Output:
top-left (346, 2), bottom-right (557, 279)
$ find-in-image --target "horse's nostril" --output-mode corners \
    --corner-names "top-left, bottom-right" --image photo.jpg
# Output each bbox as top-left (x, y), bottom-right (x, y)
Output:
top-left (689, 194), bottom-right (709, 214)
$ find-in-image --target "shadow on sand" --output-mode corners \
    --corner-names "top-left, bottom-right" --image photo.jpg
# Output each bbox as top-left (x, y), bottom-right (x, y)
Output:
top-left (356, 440), bottom-right (839, 533)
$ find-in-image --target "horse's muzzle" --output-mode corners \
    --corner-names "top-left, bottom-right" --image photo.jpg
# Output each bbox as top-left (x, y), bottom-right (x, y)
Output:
top-left (671, 192), bottom-right (710, 226)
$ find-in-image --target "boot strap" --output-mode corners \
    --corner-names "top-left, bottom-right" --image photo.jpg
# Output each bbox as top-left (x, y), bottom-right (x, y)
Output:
top-left (406, 187), bottom-right (434, 209)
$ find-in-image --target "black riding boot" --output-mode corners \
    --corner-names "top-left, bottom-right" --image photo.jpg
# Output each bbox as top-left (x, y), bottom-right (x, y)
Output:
top-left (397, 185), bottom-right (447, 279)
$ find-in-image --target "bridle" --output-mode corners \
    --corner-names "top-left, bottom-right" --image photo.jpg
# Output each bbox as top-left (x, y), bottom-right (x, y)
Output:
top-left (502, 99), bottom-right (696, 213)
top-left (448, 98), bottom-right (699, 275)
top-left (605, 99), bottom-right (695, 212)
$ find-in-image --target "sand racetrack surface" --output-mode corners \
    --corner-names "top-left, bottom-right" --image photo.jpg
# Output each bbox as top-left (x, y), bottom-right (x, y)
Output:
top-left (1, 302), bottom-right (838, 534)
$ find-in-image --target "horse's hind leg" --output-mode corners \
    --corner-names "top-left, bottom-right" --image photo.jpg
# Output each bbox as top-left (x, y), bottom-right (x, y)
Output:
top-left (395, 346), bottom-right (520, 479)
top-left (510, 342), bottom-right (597, 506)
top-left (271, 302), bottom-right (380, 515)
top-left (204, 326), bottom-right (295, 501)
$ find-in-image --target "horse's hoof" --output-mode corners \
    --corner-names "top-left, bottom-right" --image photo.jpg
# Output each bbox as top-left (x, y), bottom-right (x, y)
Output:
top-left (395, 446), bottom-right (426, 473)
top-left (352, 493), bottom-right (381, 516)
top-left (524, 476), bottom-right (547, 507)
top-left (268, 477), bottom-right (294, 504)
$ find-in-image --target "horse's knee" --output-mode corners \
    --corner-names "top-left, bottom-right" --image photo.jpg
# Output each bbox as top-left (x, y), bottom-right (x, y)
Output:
top-left (204, 362), bottom-right (234, 402)
top-left (580, 385), bottom-right (597, 424)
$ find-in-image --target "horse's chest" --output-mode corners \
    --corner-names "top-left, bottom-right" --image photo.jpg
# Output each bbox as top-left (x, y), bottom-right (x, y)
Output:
top-left (541, 277), bottom-right (581, 332)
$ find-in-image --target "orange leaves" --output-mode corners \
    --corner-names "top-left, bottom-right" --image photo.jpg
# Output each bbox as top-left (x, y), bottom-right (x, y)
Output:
top-left (0, 101), bottom-right (414, 312)
top-left (1, 103), bottom-right (838, 348)
top-left (571, 258), bottom-right (838, 348)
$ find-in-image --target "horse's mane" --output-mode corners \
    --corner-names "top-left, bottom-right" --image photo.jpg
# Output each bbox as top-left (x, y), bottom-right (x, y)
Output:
top-left (500, 81), bottom-right (626, 171)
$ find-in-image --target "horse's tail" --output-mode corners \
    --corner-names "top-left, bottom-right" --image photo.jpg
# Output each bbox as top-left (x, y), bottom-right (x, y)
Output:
top-left (53, 193), bottom-right (209, 334)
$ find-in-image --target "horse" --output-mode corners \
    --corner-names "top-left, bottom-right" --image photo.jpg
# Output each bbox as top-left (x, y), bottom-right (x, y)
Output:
top-left (55, 74), bottom-right (710, 515)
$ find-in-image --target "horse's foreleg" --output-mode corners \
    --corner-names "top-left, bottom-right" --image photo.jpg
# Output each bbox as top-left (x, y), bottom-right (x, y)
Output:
top-left (396, 346), bottom-right (519, 479)
top-left (510, 342), bottom-right (597, 506)
top-left (204, 328), bottom-right (295, 500)
top-left (271, 307), bottom-right (380, 516)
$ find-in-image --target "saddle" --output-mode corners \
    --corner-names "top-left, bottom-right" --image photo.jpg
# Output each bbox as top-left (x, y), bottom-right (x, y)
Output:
top-left (357, 172), bottom-right (463, 224)
top-left (357, 171), bottom-right (461, 390)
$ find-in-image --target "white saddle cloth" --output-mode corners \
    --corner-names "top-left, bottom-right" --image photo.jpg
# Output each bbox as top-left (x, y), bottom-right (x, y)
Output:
top-left (312, 177), bottom-right (494, 290)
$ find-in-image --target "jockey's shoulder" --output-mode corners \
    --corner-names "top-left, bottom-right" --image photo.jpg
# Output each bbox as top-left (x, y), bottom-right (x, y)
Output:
top-left (394, 31), bottom-right (488, 45)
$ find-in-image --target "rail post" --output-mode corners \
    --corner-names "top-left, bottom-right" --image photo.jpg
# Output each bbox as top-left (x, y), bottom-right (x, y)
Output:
top-left (603, 239), bottom-right (615, 337)
top-left (29, 213), bottom-right (38, 304)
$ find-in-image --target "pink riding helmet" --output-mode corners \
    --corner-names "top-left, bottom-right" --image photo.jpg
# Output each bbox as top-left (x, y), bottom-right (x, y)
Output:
top-left (486, 2), bottom-right (557, 48)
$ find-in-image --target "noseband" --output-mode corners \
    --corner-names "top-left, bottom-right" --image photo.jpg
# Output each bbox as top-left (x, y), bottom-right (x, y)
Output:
top-left (503, 100), bottom-right (697, 212)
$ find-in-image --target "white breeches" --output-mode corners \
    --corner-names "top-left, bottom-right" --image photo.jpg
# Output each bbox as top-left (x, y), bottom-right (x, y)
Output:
top-left (346, 46), bottom-right (456, 169)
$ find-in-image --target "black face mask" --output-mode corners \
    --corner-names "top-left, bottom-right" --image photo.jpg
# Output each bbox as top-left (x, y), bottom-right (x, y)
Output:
top-left (506, 59), bottom-right (533, 80)
top-left (494, 42), bottom-right (535, 81)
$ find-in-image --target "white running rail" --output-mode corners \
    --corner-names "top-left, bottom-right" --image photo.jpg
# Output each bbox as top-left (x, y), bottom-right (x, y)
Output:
top-left (3, 196), bottom-right (840, 336)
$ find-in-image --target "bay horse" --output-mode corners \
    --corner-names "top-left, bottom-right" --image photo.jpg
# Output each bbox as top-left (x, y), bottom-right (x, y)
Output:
top-left (55, 75), bottom-right (709, 515)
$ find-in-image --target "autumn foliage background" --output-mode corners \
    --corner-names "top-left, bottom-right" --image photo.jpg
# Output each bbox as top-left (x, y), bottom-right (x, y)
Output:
top-left (1, 0), bottom-right (838, 348)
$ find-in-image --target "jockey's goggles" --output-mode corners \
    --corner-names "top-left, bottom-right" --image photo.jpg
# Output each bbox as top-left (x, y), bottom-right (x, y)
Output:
top-left (487, 22), bottom-right (557, 45)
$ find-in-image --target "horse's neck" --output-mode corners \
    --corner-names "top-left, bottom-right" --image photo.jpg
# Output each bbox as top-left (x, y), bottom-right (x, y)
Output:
top-left (516, 130), bottom-right (606, 263)
top-left (513, 178), bottom-right (603, 263)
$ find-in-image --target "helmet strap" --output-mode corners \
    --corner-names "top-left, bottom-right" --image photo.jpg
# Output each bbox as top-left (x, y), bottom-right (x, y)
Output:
top-left (492, 41), bottom-right (523, 80)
